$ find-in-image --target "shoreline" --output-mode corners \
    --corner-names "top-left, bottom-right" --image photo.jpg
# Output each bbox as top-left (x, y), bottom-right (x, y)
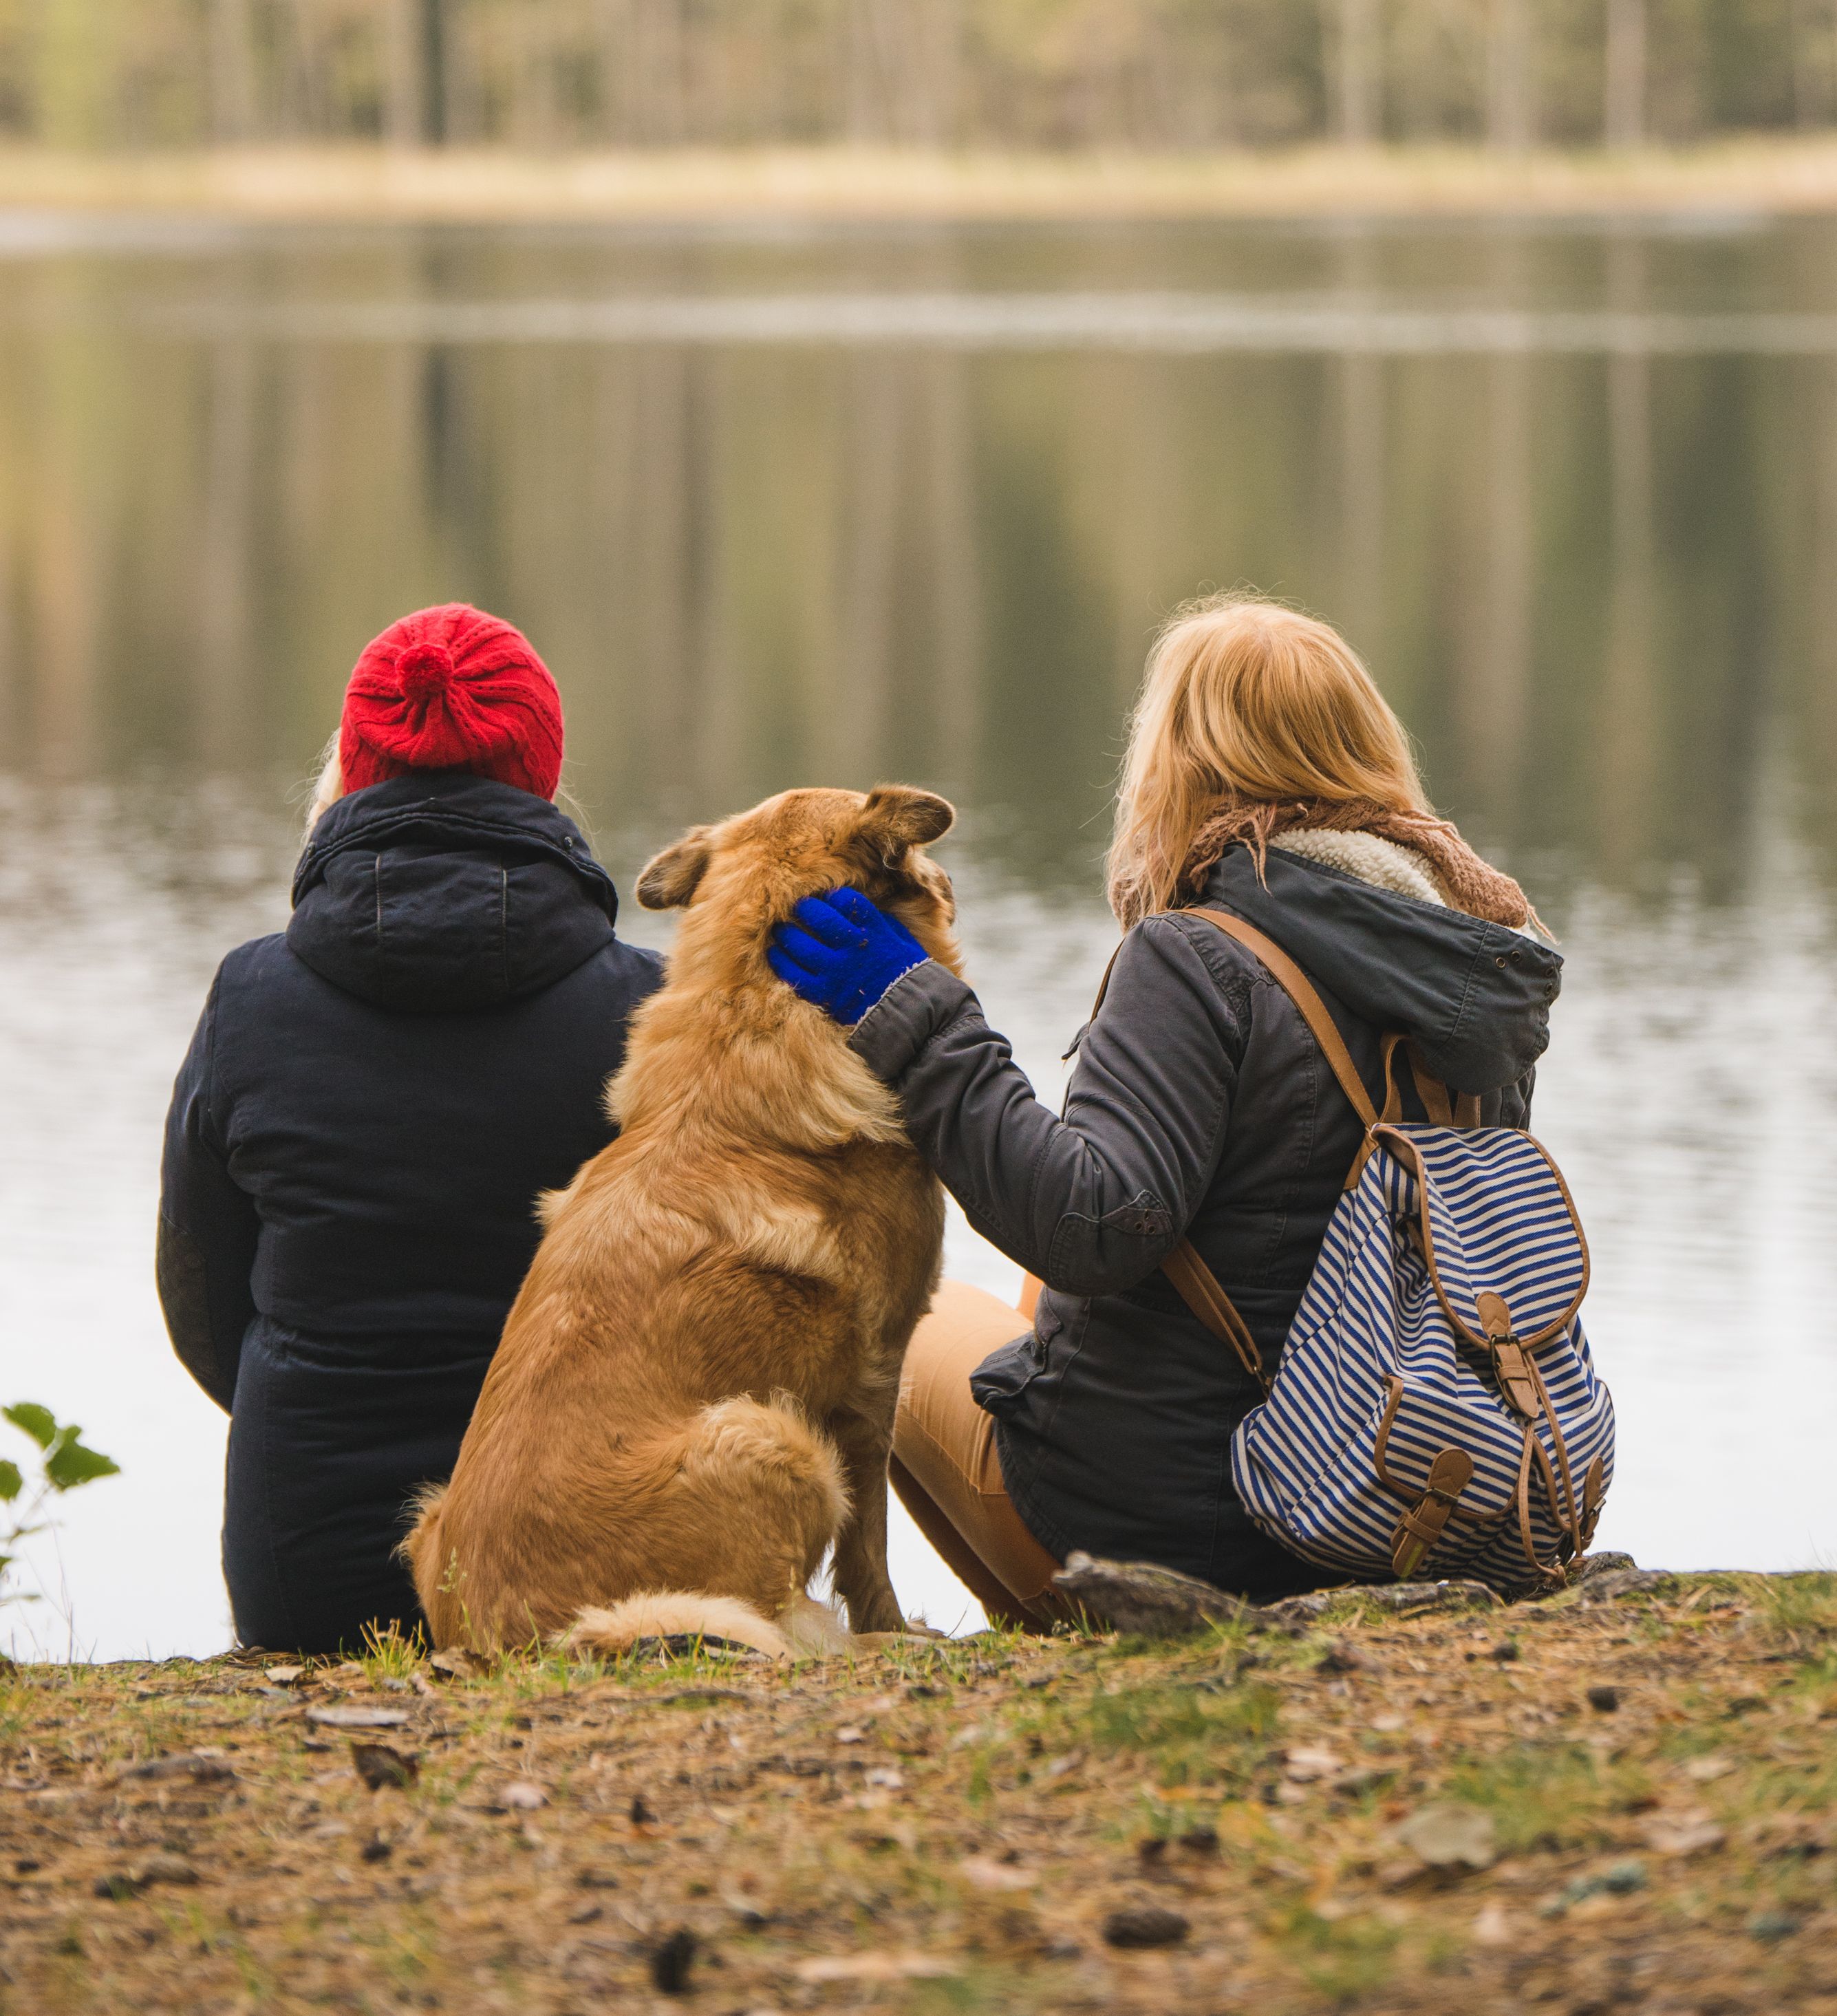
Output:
top-left (2, 1569), bottom-right (1831, 2010)
top-left (9, 138), bottom-right (1837, 227)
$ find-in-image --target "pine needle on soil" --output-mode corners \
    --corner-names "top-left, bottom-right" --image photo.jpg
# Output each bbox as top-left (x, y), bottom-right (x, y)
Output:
top-left (1, 1573), bottom-right (1833, 2013)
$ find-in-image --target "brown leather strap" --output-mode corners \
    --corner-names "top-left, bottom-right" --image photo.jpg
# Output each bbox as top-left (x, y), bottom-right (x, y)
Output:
top-left (1185, 909), bottom-right (1378, 1127)
top-left (1161, 1238), bottom-right (1268, 1391)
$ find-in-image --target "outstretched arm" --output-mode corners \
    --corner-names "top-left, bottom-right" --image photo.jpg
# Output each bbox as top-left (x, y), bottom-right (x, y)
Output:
top-left (157, 973), bottom-right (259, 1413)
top-left (772, 894), bottom-right (1248, 1296)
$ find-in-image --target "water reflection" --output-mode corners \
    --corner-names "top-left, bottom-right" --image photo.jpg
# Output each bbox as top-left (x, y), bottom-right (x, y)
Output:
top-left (1, 215), bottom-right (1834, 1654)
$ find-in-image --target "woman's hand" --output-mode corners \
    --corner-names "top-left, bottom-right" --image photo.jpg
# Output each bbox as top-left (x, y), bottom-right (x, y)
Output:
top-left (767, 888), bottom-right (930, 1027)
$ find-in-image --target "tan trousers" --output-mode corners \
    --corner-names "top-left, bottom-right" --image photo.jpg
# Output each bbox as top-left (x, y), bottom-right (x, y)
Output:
top-left (890, 1278), bottom-right (1066, 1630)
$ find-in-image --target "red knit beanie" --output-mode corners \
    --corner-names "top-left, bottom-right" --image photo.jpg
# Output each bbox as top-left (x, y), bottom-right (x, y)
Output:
top-left (339, 603), bottom-right (563, 801)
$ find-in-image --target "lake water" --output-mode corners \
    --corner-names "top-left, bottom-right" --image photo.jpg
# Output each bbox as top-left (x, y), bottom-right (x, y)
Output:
top-left (3, 209), bottom-right (1835, 1659)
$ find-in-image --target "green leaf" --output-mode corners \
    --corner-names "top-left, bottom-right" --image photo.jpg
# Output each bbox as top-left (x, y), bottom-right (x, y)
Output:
top-left (43, 1438), bottom-right (119, 1492)
top-left (0, 1459), bottom-right (21, 1503)
top-left (2, 1404), bottom-right (57, 1450)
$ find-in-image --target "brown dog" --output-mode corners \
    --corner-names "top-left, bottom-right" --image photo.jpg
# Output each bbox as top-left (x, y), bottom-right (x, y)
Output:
top-left (404, 784), bottom-right (960, 1658)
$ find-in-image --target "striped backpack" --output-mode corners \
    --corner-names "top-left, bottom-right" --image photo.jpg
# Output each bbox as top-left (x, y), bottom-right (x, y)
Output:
top-left (1160, 909), bottom-right (1615, 1594)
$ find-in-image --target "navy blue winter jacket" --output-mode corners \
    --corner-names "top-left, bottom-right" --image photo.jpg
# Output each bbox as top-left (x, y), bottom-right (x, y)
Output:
top-left (157, 772), bottom-right (662, 1653)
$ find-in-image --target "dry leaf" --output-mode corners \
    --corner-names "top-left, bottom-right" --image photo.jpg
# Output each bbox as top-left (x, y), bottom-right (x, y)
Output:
top-left (793, 1953), bottom-right (957, 1983)
top-left (350, 1742), bottom-right (419, 1791)
top-left (1640, 1808), bottom-right (1726, 1858)
top-left (1684, 1755), bottom-right (1735, 1783)
top-left (958, 1856), bottom-right (1036, 1893)
top-left (264, 1664), bottom-right (308, 1687)
top-left (429, 1649), bottom-right (486, 1681)
top-left (1472, 1902), bottom-right (1514, 1947)
top-left (1282, 1745), bottom-right (1345, 1783)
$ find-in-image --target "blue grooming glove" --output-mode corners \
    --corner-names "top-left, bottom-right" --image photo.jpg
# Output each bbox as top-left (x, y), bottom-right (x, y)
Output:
top-left (767, 887), bottom-right (931, 1027)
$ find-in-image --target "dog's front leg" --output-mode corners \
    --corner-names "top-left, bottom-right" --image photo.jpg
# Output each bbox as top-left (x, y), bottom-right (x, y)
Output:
top-left (824, 1394), bottom-right (906, 1635)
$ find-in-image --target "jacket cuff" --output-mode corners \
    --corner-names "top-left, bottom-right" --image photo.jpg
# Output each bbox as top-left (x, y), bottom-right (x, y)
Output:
top-left (848, 961), bottom-right (976, 1082)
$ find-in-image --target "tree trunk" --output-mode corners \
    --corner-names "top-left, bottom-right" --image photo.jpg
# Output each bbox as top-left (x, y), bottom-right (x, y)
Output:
top-left (207, 0), bottom-right (258, 142)
top-left (1487, 0), bottom-right (1533, 153)
top-left (1604, 0), bottom-right (1646, 148)
top-left (381, 0), bottom-right (423, 146)
top-left (1336, 0), bottom-right (1379, 145)
top-left (420, 0), bottom-right (448, 144)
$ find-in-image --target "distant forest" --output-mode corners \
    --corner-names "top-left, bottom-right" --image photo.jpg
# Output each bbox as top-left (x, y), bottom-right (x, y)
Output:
top-left (3, 0), bottom-right (1836, 152)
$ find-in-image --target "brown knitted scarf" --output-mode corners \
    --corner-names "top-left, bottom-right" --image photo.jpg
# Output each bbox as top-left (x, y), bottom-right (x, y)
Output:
top-left (1179, 795), bottom-right (1543, 934)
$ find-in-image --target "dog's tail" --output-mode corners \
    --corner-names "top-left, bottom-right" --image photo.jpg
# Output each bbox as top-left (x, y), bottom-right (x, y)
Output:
top-left (560, 1394), bottom-right (853, 1664)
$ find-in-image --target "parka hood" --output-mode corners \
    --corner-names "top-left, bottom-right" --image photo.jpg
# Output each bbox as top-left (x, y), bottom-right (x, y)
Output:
top-left (288, 771), bottom-right (619, 1014)
top-left (1201, 843), bottom-right (1560, 1095)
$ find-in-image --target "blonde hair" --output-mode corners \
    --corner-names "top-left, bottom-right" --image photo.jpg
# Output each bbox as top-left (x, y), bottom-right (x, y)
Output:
top-left (304, 734), bottom-right (343, 835)
top-left (1105, 593), bottom-right (1429, 928)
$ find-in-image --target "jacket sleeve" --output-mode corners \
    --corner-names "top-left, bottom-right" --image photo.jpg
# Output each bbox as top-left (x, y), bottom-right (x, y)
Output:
top-left (157, 970), bottom-right (258, 1412)
top-left (847, 915), bottom-right (1248, 1296)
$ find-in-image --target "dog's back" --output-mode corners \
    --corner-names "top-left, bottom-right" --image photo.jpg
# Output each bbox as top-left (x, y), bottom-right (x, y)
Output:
top-left (406, 786), bottom-right (960, 1655)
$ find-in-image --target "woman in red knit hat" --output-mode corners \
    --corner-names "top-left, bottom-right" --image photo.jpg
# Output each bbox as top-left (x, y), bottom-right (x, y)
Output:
top-left (158, 605), bottom-right (662, 1655)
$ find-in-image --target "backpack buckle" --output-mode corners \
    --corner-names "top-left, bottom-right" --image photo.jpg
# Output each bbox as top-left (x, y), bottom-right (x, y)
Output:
top-left (1476, 1290), bottom-right (1541, 1417)
top-left (1389, 1446), bottom-right (1474, 1579)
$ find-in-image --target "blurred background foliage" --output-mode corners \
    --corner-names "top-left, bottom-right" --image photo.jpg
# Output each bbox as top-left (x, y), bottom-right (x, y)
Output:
top-left (4, 0), bottom-right (1837, 156)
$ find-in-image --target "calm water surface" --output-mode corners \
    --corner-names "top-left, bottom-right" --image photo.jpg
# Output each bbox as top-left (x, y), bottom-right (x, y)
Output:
top-left (2, 212), bottom-right (1834, 1656)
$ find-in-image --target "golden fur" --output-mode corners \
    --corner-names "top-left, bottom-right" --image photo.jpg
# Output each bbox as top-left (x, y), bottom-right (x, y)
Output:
top-left (404, 785), bottom-right (962, 1655)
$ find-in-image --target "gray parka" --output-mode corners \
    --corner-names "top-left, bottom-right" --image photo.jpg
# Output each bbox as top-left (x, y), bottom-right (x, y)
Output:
top-left (848, 844), bottom-right (1562, 1598)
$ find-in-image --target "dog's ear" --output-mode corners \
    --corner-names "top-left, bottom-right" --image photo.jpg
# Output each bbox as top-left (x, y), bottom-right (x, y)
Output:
top-left (636, 826), bottom-right (713, 910)
top-left (848, 785), bottom-right (954, 870)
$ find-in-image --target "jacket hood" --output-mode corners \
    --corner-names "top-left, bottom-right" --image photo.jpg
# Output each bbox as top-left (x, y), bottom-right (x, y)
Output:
top-left (288, 771), bottom-right (619, 1014)
top-left (1201, 844), bottom-right (1560, 1094)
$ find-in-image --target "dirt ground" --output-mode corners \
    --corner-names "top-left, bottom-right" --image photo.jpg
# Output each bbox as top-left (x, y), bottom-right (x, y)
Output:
top-left (1, 1569), bottom-right (1832, 2015)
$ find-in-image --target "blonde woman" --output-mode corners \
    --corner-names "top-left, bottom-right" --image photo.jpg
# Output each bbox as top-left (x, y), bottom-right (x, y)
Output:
top-left (769, 594), bottom-right (1560, 1624)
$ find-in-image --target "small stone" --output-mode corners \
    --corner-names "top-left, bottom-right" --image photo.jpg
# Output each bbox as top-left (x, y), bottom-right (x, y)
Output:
top-left (1587, 1685), bottom-right (1622, 1713)
top-left (649, 1927), bottom-right (698, 1995)
top-left (263, 1664), bottom-right (308, 1686)
top-left (1318, 1639), bottom-right (1363, 1674)
top-left (306, 1705), bottom-right (411, 1730)
top-left (428, 1649), bottom-right (486, 1681)
top-left (359, 1835), bottom-right (392, 1864)
top-left (1177, 1825), bottom-right (1220, 1856)
top-left (1748, 1909), bottom-right (1801, 1942)
top-left (576, 1869), bottom-right (622, 1889)
top-left (834, 1724), bottom-right (866, 1744)
top-left (863, 1766), bottom-right (905, 1790)
top-left (350, 1742), bottom-right (419, 1792)
top-left (1490, 1639), bottom-right (1521, 1662)
top-left (630, 1792), bottom-right (656, 1825)
top-left (1102, 1905), bottom-right (1190, 1949)
top-left (1600, 1860), bottom-right (1647, 1894)
top-left (1135, 1837), bottom-right (1168, 1866)
top-left (1395, 1801), bottom-right (1498, 1872)
top-left (499, 1780), bottom-right (547, 1810)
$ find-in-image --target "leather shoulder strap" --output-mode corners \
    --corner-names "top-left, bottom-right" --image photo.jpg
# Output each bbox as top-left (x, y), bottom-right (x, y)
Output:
top-left (1161, 1237), bottom-right (1268, 1391)
top-left (1181, 907), bottom-right (1378, 1128)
